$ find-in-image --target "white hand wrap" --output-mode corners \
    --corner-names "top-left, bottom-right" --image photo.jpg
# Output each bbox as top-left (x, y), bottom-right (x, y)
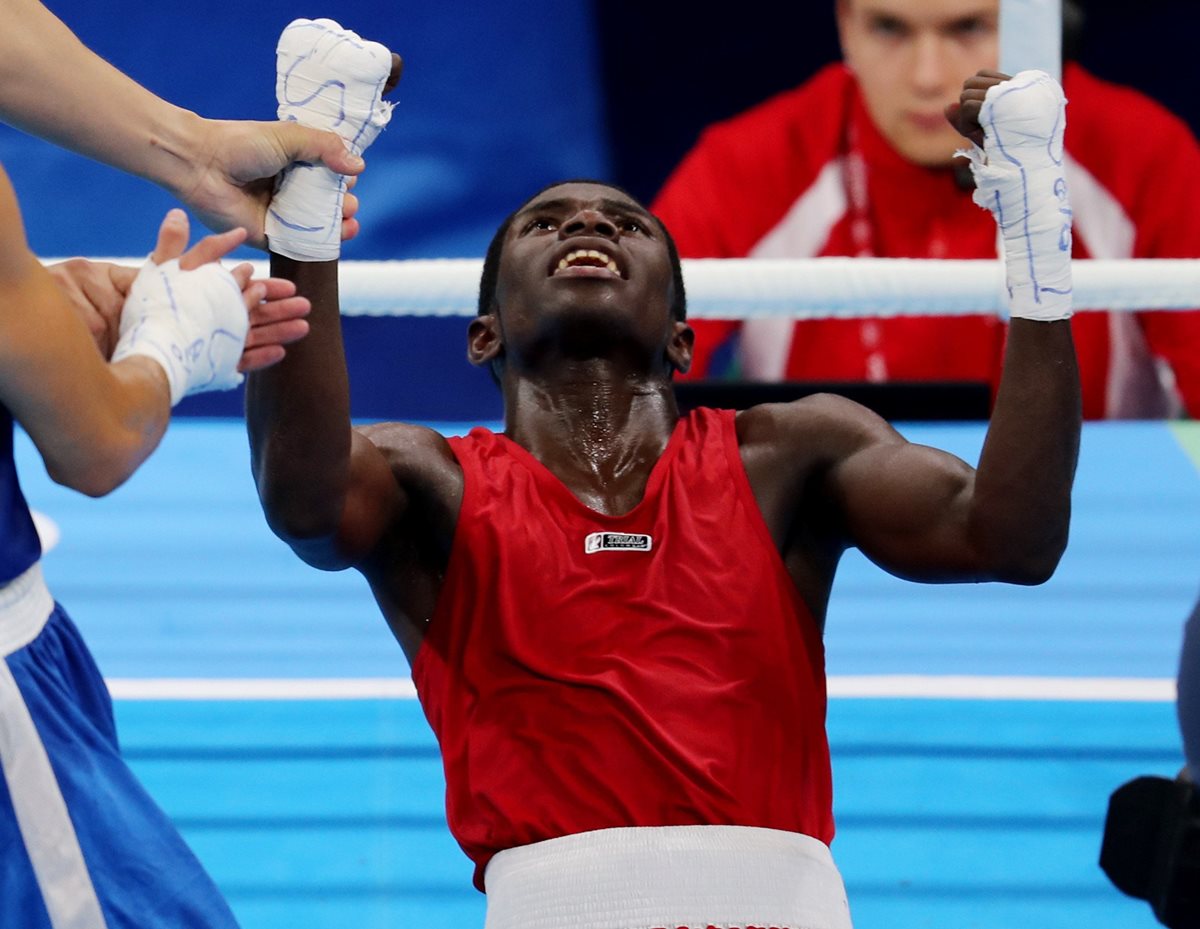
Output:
top-left (265, 18), bottom-right (395, 262)
top-left (957, 70), bottom-right (1074, 321)
top-left (110, 258), bottom-right (248, 406)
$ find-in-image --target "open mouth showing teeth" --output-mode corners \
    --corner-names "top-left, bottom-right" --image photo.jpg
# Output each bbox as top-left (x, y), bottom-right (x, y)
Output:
top-left (555, 249), bottom-right (621, 276)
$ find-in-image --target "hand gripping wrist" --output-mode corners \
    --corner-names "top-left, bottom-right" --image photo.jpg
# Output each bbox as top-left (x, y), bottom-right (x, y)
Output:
top-left (110, 258), bottom-right (248, 406)
top-left (958, 70), bottom-right (1073, 322)
top-left (265, 18), bottom-right (395, 262)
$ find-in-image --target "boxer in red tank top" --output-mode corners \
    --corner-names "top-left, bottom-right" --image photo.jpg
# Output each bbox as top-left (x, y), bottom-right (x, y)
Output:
top-left (248, 73), bottom-right (1082, 929)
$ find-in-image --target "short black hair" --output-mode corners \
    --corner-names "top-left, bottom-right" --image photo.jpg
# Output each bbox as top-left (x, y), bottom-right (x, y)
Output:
top-left (477, 179), bottom-right (687, 322)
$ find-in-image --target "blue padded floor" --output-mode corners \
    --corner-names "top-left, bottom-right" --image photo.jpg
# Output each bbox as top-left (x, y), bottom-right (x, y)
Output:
top-left (13, 419), bottom-right (1200, 929)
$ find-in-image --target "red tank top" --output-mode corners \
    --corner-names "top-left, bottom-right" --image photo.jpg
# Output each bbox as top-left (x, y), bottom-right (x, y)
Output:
top-left (411, 408), bottom-right (833, 889)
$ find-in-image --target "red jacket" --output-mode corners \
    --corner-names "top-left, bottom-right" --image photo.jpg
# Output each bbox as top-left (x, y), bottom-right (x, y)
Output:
top-left (653, 63), bottom-right (1200, 419)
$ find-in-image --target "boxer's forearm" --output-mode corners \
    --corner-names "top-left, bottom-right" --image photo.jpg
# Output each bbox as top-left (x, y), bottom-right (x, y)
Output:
top-left (960, 72), bottom-right (1081, 581)
top-left (245, 256), bottom-right (354, 542)
top-left (0, 0), bottom-right (203, 192)
top-left (246, 19), bottom-right (399, 565)
top-left (970, 319), bottom-right (1080, 580)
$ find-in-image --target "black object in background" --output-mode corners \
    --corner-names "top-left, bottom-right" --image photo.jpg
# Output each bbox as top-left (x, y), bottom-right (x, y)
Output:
top-left (1101, 774), bottom-right (1200, 929)
top-left (675, 381), bottom-right (991, 421)
top-left (595, 3), bottom-right (840, 205)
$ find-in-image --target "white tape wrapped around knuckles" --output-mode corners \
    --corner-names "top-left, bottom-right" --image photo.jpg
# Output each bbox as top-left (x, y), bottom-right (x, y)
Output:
top-left (110, 257), bottom-right (248, 405)
top-left (265, 18), bottom-right (395, 262)
top-left (958, 70), bottom-right (1073, 322)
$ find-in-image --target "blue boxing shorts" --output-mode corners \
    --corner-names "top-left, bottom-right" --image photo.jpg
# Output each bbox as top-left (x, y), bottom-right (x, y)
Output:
top-left (0, 563), bottom-right (240, 929)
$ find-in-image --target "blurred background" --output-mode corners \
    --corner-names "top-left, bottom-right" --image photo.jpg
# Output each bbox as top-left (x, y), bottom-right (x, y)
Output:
top-left (4, 0), bottom-right (1196, 421)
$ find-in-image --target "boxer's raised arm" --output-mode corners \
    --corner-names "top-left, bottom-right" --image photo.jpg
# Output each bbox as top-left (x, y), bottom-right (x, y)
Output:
top-left (758, 72), bottom-right (1081, 587)
top-left (245, 19), bottom-right (407, 570)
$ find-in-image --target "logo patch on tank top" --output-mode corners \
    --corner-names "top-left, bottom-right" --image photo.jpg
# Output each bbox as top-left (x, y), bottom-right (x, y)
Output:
top-left (584, 531), bottom-right (653, 554)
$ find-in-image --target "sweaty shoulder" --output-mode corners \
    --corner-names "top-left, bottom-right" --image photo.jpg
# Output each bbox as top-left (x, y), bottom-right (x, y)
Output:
top-left (735, 393), bottom-right (901, 492)
top-left (652, 64), bottom-right (853, 258)
top-left (354, 421), bottom-right (463, 500)
top-left (738, 392), bottom-right (896, 454)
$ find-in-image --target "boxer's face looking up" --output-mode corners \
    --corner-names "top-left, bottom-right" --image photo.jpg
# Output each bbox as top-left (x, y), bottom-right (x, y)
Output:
top-left (472, 182), bottom-right (690, 380)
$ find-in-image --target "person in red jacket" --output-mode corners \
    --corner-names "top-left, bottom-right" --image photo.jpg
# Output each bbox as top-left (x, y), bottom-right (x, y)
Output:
top-left (250, 32), bottom-right (1081, 926)
top-left (652, 0), bottom-right (1200, 419)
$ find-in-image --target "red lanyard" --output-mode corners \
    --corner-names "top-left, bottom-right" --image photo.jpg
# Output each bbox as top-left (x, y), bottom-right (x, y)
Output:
top-left (845, 136), bottom-right (875, 258)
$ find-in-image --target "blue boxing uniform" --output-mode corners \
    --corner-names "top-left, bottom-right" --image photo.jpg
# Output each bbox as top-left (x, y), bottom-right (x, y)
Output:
top-left (0, 404), bottom-right (241, 929)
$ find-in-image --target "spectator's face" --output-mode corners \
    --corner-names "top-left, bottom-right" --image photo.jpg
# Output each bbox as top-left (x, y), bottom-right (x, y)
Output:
top-left (838, 0), bottom-right (999, 166)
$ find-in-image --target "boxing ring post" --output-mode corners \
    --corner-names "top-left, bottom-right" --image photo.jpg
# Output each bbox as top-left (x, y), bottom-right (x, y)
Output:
top-left (999, 0), bottom-right (1062, 79)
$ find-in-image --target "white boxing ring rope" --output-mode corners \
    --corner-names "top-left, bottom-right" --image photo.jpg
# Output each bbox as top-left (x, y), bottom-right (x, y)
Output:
top-left (264, 3), bottom-right (1178, 323)
top-left (307, 258), bottom-right (1200, 320)
top-left (54, 257), bottom-right (1200, 320)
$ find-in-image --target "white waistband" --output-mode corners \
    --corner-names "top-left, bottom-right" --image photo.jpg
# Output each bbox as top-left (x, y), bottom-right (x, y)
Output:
top-left (483, 825), bottom-right (853, 929)
top-left (0, 562), bottom-right (54, 657)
